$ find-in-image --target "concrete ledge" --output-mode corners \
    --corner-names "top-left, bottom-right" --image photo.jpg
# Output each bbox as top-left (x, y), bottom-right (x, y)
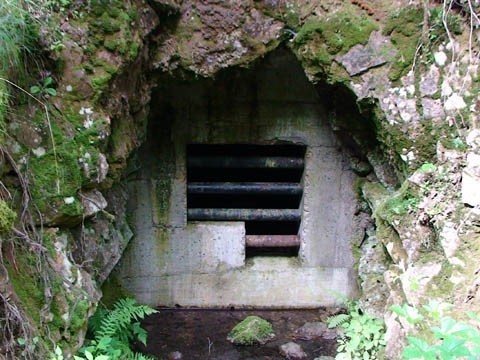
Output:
top-left (125, 259), bottom-right (358, 307)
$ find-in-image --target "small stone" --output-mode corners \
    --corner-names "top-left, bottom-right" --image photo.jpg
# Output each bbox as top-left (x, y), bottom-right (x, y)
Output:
top-left (80, 189), bottom-right (108, 217)
top-left (336, 31), bottom-right (396, 76)
top-left (168, 351), bottom-right (183, 360)
top-left (227, 316), bottom-right (275, 345)
top-left (434, 51), bottom-right (448, 66)
top-left (419, 66), bottom-right (439, 97)
top-left (439, 222), bottom-right (460, 259)
top-left (294, 322), bottom-right (329, 340)
top-left (421, 98), bottom-right (445, 120)
top-left (279, 342), bottom-right (307, 360)
top-left (32, 147), bottom-right (46, 157)
top-left (444, 93), bottom-right (467, 111)
top-left (462, 153), bottom-right (480, 207)
top-left (64, 197), bottom-right (75, 204)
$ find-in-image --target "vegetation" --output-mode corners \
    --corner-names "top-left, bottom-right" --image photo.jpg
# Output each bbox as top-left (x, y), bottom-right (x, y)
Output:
top-left (392, 301), bottom-right (480, 359)
top-left (75, 298), bottom-right (157, 360)
top-left (327, 300), bottom-right (386, 360)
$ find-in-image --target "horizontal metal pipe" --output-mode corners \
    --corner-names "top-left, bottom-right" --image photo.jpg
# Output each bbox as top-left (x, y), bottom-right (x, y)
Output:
top-left (187, 182), bottom-right (303, 195)
top-left (187, 208), bottom-right (301, 221)
top-left (187, 156), bottom-right (304, 169)
top-left (246, 235), bottom-right (300, 247)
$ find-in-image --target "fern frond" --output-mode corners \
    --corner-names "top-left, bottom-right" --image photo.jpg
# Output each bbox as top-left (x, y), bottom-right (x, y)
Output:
top-left (326, 313), bottom-right (351, 329)
top-left (131, 353), bottom-right (157, 360)
top-left (96, 298), bottom-right (157, 342)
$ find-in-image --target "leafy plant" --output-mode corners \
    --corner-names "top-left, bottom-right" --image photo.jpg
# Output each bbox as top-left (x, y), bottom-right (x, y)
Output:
top-left (327, 300), bottom-right (386, 360)
top-left (391, 301), bottom-right (480, 359)
top-left (78, 298), bottom-right (158, 360)
top-left (30, 76), bottom-right (57, 97)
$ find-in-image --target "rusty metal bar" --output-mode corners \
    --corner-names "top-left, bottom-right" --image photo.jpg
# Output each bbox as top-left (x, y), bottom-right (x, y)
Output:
top-left (187, 156), bottom-right (304, 169)
top-left (187, 208), bottom-right (301, 221)
top-left (246, 235), bottom-right (300, 248)
top-left (187, 182), bottom-right (302, 195)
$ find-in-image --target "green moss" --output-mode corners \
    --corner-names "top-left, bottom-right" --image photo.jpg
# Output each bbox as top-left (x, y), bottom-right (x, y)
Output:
top-left (292, 10), bottom-right (376, 80)
top-left (0, 199), bottom-right (16, 235)
top-left (426, 261), bottom-right (454, 301)
top-left (91, 72), bottom-right (112, 92)
top-left (28, 108), bottom-right (106, 217)
top-left (378, 182), bottom-right (419, 223)
top-left (227, 316), bottom-right (275, 345)
top-left (384, 7), bottom-right (424, 81)
top-left (5, 251), bottom-right (45, 325)
top-left (93, 13), bottom-right (122, 34)
top-left (70, 300), bottom-right (90, 332)
top-left (295, 10), bottom-right (377, 55)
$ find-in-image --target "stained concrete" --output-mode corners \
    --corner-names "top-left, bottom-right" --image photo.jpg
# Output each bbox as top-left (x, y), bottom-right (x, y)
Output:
top-left (114, 48), bottom-right (364, 307)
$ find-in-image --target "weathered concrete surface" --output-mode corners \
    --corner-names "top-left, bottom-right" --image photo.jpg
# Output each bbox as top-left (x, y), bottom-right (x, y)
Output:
top-left (114, 48), bottom-right (362, 307)
top-left (125, 258), bottom-right (356, 307)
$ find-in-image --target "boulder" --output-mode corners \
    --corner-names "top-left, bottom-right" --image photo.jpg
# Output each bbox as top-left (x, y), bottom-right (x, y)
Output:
top-left (227, 316), bottom-right (275, 345)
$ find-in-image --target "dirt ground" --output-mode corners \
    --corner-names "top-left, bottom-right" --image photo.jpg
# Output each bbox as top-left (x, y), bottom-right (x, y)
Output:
top-left (138, 308), bottom-right (339, 360)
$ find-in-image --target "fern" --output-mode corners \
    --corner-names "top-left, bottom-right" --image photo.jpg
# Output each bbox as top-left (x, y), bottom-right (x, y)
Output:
top-left (97, 298), bottom-right (157, 341)
top-left (79, 298), bottom-right (158, 360)
top-left (326, 313), bottom-right (350, 329)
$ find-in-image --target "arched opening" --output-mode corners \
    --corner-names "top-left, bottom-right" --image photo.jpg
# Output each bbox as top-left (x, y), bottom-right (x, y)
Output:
top-left (111, 47), bottom-right (379, 308)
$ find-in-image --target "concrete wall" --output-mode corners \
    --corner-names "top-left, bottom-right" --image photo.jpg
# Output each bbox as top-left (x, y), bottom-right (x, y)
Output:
top-left (114, 48), bottom-right (361, 307)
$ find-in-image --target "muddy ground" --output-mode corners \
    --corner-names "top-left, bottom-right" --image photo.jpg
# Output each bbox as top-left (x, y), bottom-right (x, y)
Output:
top-left (138, 308), bottom-right (339, 359)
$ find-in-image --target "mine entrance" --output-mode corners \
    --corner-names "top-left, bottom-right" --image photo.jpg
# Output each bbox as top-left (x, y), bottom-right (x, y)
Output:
top-left (187, 144), bottom-right (305, 256)
top-left (113, 47), bottom-right (360, 308)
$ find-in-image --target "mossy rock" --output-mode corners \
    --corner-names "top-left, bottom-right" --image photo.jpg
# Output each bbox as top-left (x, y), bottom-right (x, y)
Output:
top-left (383, 7), bottom-right (424, 81)
top-left (227, 316), bottom-right (275, 345)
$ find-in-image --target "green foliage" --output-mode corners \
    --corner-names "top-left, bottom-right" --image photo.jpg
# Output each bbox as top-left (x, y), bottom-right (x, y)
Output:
top-left (391, 301), bottom-right (480, 359)
top-left (419, 163), bottom-right (437, 173)
top-left (18, 336), bottom-right (40, 357)
top-left (0, 0), bottom-right (38, 77)
top-left (78, 298), bottom-right (158, 360)
top-left (0, 199), bottom-right (16, 235)
top-left (30, 76), bottom-right (57, 97)
top-left (327, 301), bottom-right (386, 360)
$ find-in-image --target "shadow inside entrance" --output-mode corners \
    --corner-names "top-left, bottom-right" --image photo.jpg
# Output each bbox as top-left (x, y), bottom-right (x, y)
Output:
top-left (137, 308), bottom-right (338, 360)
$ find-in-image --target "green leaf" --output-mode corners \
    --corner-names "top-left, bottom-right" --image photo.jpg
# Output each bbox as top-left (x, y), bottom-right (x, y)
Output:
top-left (55, 346), bottom-right (63, 356)
top-left (45, 88), bottom-right (57, 96)
top-left (30, 85), bottom-right (41, 94)
top-left (43, 77), bottom-right (53, 86)
top-left (17, 338), bottom-right (26, 346)
top-left (85, 351), bottom-right (94, 360)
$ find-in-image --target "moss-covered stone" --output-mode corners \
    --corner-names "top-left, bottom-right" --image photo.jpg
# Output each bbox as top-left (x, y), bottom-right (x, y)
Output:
top-left (227, 316), bottom-right (275, 345)
top-left (383, 7), bottom-right (423, 81)
top-left (291, 9), bottom-right (377, 82)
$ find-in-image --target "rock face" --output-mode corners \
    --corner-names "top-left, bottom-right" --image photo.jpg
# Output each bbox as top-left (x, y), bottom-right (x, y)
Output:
top-left (227, 316), bottom-right (275, 345)
top-left (2, 0), bottom-right (480, 358)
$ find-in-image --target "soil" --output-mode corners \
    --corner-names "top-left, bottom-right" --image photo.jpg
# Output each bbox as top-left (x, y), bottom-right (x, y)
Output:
top-left (138, 308), bottom-right (339, 360)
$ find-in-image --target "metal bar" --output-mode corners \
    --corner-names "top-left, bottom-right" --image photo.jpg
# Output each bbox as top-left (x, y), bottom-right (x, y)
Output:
top-left (187, 182), bottom-right (302, 195)
top-left (246, 235), bottom-right (300, 247)
top-left (187, 156), bottom-right (304, 169)
top-left (187, 208), bottom-right (301, 221)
